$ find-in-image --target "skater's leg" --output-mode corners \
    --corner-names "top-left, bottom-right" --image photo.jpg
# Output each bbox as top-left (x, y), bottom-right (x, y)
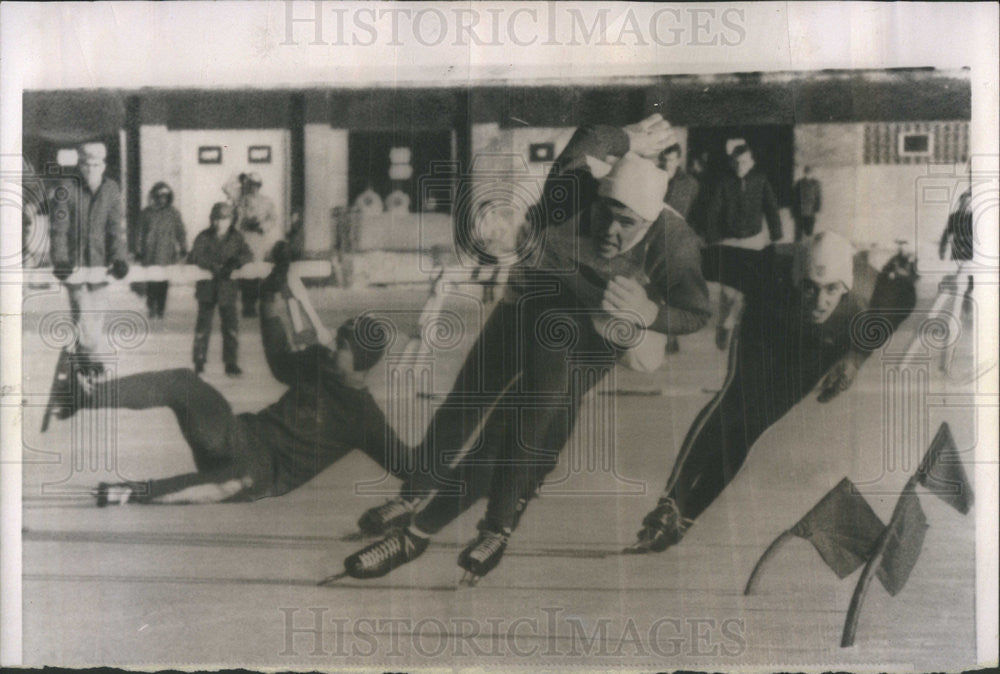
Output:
top-left (411, 407), bottom-right (515, 535)
top-left (404, 302), bottom-right (519, 497)
top-left (355, 302), bottom-right (519, 536)
top-left (89, 368), bottom-right (240, 471)
top-left (64, 282), bottom-right (109, 361)
top-left (479, 326), bottom-right (610, 533)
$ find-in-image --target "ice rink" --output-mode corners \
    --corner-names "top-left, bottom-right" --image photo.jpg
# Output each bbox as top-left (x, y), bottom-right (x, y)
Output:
top-left (20, 276), bottom-right (980, 669)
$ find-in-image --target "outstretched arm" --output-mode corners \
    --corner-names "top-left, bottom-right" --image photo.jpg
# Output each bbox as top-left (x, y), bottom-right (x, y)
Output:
top-left (817, 252), bottom-right (918, 402)
top-left (259, 287), bottom-right (299, 385)
top-left (531, 124), bottom-right (629, 228)
top-left (532, 116), bottom-right (673, 228)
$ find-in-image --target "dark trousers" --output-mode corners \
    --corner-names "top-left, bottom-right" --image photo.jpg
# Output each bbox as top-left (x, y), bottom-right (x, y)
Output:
top-left (794, 215), bottom-right (816, 241)
top-left (193, 300), bottom-right (239, 366)
top-left (240, 279), bottom-right (261, 317)
top-left (146, 281), bottom-right (169, 318)
top-left (662, 336), bottom-right (813, 521)
top-left (90, 369), bottom-right (270, 501)
top-left (409, 300), bottom-right (612, 534)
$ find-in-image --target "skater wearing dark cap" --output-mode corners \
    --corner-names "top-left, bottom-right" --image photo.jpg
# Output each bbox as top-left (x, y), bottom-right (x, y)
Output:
top-left (81, 243), bottom-right (405, 506)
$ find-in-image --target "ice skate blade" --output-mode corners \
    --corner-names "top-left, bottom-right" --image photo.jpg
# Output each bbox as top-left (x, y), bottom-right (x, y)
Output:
top-left (457, 571), bottom-right (480, 588)
top-left (623, 539), bottom-right (654, 554)
top-left (317, 571), bottom-right (349, 587)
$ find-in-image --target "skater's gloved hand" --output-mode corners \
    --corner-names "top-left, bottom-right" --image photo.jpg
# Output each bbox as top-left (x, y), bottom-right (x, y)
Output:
top-left (108, 259), bottom-right (129, 280)
top-left (624, 114), bottom-right (676, 159)
top-left (53, 262), bottom-right (74, 281)
top-left (601, 275), bottom-right (659, 328)
top-left (817, 352), bottom-right (863, 403)
top-left (261, 241), bottom-right (291, 293)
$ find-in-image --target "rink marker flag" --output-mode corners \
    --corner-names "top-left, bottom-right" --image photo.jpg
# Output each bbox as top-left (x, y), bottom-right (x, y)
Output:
top-left (742, 422), bottom-right (973, 647)
top-left (789, 478), bottom-right (886, 579)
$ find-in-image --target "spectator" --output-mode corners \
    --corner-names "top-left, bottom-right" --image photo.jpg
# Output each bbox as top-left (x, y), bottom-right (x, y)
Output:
top-left (140, 182), bottom-right (187, 320)
top-left (938, 186), bottom-right (974, 374)
top-left (188, 202), bottom-right (252, 378)
top-left (234, 172), bottom-right (279, 318)
top-left (792, 166), bottom-right (823, 241)
top-left (705, 143), bottom-right (782, 350)
top-left (47, 141), bottom-right (129, 373)
top-left (658, 144), bottom-right (700, 220)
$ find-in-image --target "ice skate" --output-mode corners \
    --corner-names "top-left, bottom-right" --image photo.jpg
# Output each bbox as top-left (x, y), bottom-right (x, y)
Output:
top-left (342, 527), bottom-right (429, 579)
top-left (457, 526), bottom-right (509, 584)
top-left (625, 496), bottom-right (692, 554)
top-left (356, 496), bottom-right (419, 537)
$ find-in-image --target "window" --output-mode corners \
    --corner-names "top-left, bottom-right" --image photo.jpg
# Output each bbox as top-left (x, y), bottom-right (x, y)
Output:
top-left (898, 132), bottom-right (933, 158)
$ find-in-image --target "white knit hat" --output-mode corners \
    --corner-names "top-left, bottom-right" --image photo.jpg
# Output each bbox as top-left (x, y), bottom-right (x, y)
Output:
top-left (597, 152), bottom-right (669, 222)
top-left (78, 142), bottom-right (107, 162)
top-left (806, 231), bottom-right (854, 290)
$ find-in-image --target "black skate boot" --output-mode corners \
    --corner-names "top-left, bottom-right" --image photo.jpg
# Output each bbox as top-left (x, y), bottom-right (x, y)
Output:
top-left (625, 496), bottom-right (692, 554)
top-left (457, 525), bottom-right (509, 585)
top-left (356, 496), bottom-right (419, 537)
top-left (41, 350), bottom-right (100, 431)
top-left (342, 528), bottom-right (429, 579)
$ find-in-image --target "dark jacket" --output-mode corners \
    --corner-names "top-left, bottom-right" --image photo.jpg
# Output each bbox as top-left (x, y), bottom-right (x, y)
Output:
top-left (141, 205), bottom-right (187, 265)
top-left (705, 168), bottom-right (782, 243)
top-left (48, 176), bottom-right (127, 269)
top-left (664, 169), bottom-right (700, 220)
top-left (251, 288), bottom-right (405, 496)
top-left (188, 225), bottom-right (252, 304)
top-left (524, 124), bottom-right (712, 336)
top-left (792, 177), bottom-right (822, 218)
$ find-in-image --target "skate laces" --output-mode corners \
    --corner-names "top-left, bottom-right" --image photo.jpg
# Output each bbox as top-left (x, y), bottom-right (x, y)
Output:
top-left (356, 530), bottom-right (421, 569)
top-left (357, 534), bottom-right (403, 569)
top-left (374, 497), bottom-right (414, 523)
top-left (469, 530), bottom-right (507, 562)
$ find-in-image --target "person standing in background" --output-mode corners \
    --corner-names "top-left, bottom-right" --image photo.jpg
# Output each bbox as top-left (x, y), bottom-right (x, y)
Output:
top-left (140, 182), bottom-right (187, 320)
top-left (659, 143), bottom-right (700, 221)
top-left (189, 202), bottom-right (253, 377)
top-left (234, 172), bottom-right (279, 318)
top-left (705, 143), bottom-right (782, 351)
top-left (658, 142), bottom-right (701, 354)
top-left (48, 142), bottom-right (130, 370)
top-left (792, 166), bottom-right (822, 241)
top-left (938, 185), bottom-right (974, 374)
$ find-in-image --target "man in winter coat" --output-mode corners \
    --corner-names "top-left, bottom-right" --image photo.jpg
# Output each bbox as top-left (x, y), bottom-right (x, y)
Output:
top-left (47, 142), bottom-right (130, 367)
